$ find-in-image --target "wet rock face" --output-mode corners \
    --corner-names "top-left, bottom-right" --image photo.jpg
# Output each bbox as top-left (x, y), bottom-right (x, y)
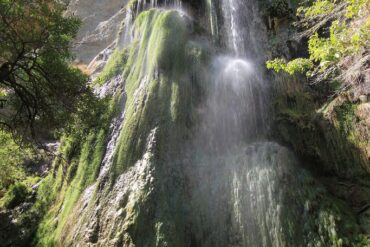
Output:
top-left (65, 0), bottom-right (128, 64)
top-left (186, 142), bottom-right (370, 246)
top-left (60, 131), bottom-right (157, 246)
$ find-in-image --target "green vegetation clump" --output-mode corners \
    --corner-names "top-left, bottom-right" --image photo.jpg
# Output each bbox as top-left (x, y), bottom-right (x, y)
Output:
top-left (110, 9), bottom-right (193, 178)
top-left (266, 0), bottom-right (369, 76)
top-left (94, 48), bottom-right (129, 86)
top-left (0, 131), bottom-right (28, 193)
top-left (33, 93), bottom-right (121, 246)
top-left (1, 182), bottom-right (29, 209)
top-left (0, 130), bottom-right (44, 207)
top-left (267, 58), bottom-right (314, 75)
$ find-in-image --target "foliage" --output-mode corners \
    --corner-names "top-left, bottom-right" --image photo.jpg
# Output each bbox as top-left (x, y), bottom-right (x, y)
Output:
top-left (60, 92), bottom-right (110, 139)
top-left (267, 58), bottom-right (314, 75)
top-left (0, 182), bottom-right (29, 209)
top-left (297, 0), bottom-right (335, 17)
top-left (33, 93), bottom-right (121, 245)
top-left (0, 0), bottom-right (93, 141)
top-left (0, 129), bottom-right (43, 212)
top-left (0, 130), bottom-right (34, 193)
top-left (267, 0), bottom-right (369, 77)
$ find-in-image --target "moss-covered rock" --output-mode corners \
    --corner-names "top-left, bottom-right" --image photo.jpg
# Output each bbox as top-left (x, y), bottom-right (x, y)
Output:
top-left (32, 7), bottom-right (210, 246)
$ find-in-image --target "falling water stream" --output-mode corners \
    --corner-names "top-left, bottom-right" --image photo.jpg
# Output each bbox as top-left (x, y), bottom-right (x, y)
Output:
top-left (187, 0), bottom-right (331, 246)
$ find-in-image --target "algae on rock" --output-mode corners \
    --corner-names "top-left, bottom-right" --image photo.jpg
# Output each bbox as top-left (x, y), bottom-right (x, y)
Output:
top-left (33, 8), bottom-right (210, 246)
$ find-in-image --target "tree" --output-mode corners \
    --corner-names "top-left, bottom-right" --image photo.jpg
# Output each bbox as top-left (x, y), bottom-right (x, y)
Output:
top-left (0, 0), bottom-right (91, 141)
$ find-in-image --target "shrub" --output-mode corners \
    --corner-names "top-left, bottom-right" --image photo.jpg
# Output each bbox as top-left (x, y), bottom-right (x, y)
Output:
top-left (266, 0), bottom-right (369, 77)
top-left (1, 182), bottom-right (29, 209)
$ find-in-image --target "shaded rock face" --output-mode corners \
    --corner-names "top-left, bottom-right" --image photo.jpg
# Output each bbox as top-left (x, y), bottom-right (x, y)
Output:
top-left (265, 0), bottom-right (370, 237)
top-left (261, 0), bottom-right (370, 178)
top-left (66, 0), bottom-right (128, 64)
top-left (0, 204), bottom-right (37, 247)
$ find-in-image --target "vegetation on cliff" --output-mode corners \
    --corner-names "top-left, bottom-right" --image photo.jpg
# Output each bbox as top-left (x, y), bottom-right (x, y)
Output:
top-left (32, 8), bottom-right (209, 246)
top-left (0, 1), bottom-right (104, 245)
top-left (265, 0), bottom-right (370, 175)
top-left (267, 0), bottom-right (369, 81)
top-left (265, 0), bottom-right (370, 239)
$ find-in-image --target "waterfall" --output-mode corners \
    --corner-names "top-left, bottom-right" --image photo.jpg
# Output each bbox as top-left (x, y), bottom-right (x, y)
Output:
top-left (191, 0), bottom-right (271, 179)
top-left (33, 0), bottom-right (367, 245)
top-left (187, 0), bottom-right (341, 246)
top-left (222, 0), bottom-right (244, 55)
top-left (118, 8), bottom-right (133, 48)
top-left (189, 0), bottom-right (279, 243)
top-left (206, 0), bottom-right (219, 43)
top-left (198, 0), bottom-right (270, 148)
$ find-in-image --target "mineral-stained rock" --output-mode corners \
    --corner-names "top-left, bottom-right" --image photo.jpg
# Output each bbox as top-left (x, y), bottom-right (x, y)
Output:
top-left (65, 0), bottom-right (128, 64)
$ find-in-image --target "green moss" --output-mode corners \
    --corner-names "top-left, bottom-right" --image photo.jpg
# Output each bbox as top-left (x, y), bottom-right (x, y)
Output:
top-left (334, 102), bottom-right (358, 136)
top-left (332, 102), bottom-right (369, 170)
top-left (276, 169), bottom-right (370, 246)
top-left (32, 8), bottom-right (209, 246)
top-left (33, 94), bottom-right (122, 246)
top-left (110, 9), bottom-right (193, 178)
top-left (106, 10), bottom-right (209, 246)
top-left (94, 48), bottom-right (129, 86)
top-left (31, 24), bottom-right (127, 241)
top-left (127, 0), bottom-right (138, 9)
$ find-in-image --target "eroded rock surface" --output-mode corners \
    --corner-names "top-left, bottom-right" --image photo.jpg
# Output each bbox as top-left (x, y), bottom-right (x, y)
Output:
top-left (66, 0), bottom-right (128, 64)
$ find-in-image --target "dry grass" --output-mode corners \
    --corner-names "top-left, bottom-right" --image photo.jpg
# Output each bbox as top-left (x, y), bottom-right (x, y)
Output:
top-left (73, 63), bottom-right (91, 76)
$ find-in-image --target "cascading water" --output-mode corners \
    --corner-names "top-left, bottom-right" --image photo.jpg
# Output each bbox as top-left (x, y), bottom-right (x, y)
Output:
top-left (199, 0), bottom-right (270, 145)
top-left (187, 0), bottom-right (353, 246)
top-left (222, 0), bottom-right (245, 55)
top-left (187, 0), bottom-right (282, 244)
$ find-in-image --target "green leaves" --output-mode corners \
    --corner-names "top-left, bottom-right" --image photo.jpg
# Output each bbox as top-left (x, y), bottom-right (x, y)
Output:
top-left (0, 182), bottom-right (29, 209)
top-left (266, 58), bottom-right (314, 75)
top-left (346, 0), bottom-right (369, 18)
top-left (0, 0), bottom-right (91, 141)
top-left (267, 0), bottom-right (369, 77)
top-left (297, 0), bottom-right (335, 17)
top-left (0, 131), bottom-right (30, 192)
